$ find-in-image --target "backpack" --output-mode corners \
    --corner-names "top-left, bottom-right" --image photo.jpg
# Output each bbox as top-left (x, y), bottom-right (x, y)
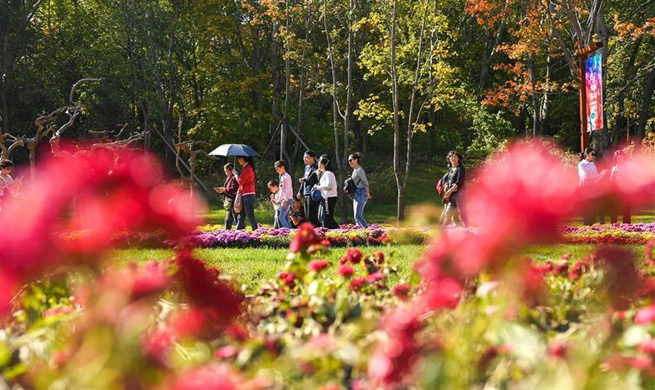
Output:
top-left (343, 178), bottom-right (357, 195)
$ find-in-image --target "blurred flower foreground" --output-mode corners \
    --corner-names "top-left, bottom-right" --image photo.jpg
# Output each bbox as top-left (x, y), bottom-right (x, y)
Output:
top-left (0, 141), bottom-right (654, 390)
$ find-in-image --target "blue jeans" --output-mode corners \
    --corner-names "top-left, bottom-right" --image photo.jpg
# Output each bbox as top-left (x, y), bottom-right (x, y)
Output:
top-left (353, 188), bottom-right (368, 228)
top-left (237, 194), bottom-right (258, 231)
top-left (278, 201), bottom-right (291, 228)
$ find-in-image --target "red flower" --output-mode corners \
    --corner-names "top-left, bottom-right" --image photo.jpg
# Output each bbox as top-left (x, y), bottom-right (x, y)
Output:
top-left (337, 264), bottom-right (355, 278)
top-left (350, 277), bottom-right (367, 291)
top-left (568, 259), bottom-right (590, 281)
top-left (340, 248), bottom-right (363, 264)
top-left (308, 260), bottom-right (329, 272)
top-left (278, 271), bottom-right (296, 286)
top-left (635, 304), bottom-right (655, 325)
top-left (547, 340), bottom-right (568, 359)
top-left (552, 261), bottom-right (569, 276)
top-left (174, 251), bottom-right (244, 337)
top-left (392, 283), bottom-right (411, 299)
top-left (290, 223), bottom-right (322, 254)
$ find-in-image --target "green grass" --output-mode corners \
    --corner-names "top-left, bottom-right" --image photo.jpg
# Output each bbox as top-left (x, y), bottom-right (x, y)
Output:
top-left (109, 245), bottom-right (426, 294)
top-left (108, 242), bottom-right (649, 294)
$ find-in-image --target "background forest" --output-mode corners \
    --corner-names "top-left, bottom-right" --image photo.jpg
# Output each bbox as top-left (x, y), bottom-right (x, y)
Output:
top-left (0, 0), bottom-right (653, 219)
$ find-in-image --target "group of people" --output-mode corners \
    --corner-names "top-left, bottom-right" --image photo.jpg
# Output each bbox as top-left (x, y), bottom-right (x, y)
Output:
top-left (212, 145), bottom-right (631, 231)
top-left (214, 151), bottom-right (372, 231)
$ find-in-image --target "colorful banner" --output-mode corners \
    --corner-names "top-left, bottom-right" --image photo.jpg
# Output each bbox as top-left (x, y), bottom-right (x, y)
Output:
top-left (585, 52), bottom-right (604, 132)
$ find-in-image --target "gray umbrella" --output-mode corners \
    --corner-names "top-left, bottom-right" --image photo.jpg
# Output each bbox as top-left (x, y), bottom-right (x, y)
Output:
top-left (208, 143), bottom-right (261, 157)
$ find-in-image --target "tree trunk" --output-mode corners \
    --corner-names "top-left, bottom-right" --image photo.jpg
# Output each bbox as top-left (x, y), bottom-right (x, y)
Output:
top-left (636, 66), bottom-right (655, 146)
top-left (390, 0), bottom-right (403, 223)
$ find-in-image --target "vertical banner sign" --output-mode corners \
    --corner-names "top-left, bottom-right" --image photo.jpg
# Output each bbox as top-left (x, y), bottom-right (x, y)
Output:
top-left (584, 52), bottom-right (603, 132)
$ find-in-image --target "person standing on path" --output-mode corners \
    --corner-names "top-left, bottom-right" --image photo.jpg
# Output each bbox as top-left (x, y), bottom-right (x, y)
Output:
top-left (297, 150), bottom-right (320, 227)
top-left (236, 156), bottom-right (258, 231)
top-left (348, 152), bottom-right (372, 228)
top-left (274, 160), bottom-right (293, 228)
top-left (313, 155), bottom-right (339, 229)
top-left (214, 163), bottom-right (239, 230)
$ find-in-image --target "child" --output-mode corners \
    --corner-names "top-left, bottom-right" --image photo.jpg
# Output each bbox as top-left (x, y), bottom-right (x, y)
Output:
top-left (268, 179), bottom-right (282, 228)
top-left (289, 197), bottom-right (306, 228)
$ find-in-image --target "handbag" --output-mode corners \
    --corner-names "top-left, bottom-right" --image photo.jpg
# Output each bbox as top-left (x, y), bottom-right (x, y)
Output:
top-left (310, 188), bottom-right (323, 202)
top-left (223, 197), bottom-right (233, 211)
top-left (233, 191), bottom-right (243, 213)
top-left (343, 178), bottom-right (357, 195)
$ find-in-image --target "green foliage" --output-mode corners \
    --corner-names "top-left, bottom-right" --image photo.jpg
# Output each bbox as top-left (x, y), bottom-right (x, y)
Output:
top-left (466, 108), bottom-right (515, 164)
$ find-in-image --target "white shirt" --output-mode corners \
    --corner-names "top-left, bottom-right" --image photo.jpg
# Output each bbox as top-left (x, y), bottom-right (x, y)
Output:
top-left (316, 171), bottom-right (337, 198)
top-left (578, 160), bottom-right (605, 186)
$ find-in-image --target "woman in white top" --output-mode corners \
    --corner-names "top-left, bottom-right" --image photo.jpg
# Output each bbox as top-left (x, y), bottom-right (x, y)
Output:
top-left (578, 147), bottom-right (606, 225)
top-left (274, 160), bottom-right (293, 228)
top-left (312, 155), bottom-right (339, 229)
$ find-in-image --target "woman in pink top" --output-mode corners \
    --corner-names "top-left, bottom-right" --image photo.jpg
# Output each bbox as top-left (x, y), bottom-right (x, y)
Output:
top-left (274, 160), bottom-right (293, 228)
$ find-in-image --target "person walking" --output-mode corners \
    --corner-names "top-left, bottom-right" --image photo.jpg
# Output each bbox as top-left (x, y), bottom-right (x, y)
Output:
top-left (348, 152), bottom-right (371, 228)
top-left (236, 156), bottom-right (258, 231)
top-left (213, 163), bottom-right (239, 230)
top-left (274, 160), bottom-right (293, 228)
top-left (578, 147), bottom-right (607, 225)
top-left (297, 150), bottom-right (320, 227)
top-left (312, 155), bottom-right (339, 229)
top-left (439, 151), bottom-right (467, 227)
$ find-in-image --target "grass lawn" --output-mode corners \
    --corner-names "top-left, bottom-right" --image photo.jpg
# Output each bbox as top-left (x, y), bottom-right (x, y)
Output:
top-left (107, 242), bottom-right (648, 294)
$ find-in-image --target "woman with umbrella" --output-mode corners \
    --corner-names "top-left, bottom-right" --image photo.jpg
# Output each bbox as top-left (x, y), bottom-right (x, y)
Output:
top-left (236, 156), bottom-right (258, 231)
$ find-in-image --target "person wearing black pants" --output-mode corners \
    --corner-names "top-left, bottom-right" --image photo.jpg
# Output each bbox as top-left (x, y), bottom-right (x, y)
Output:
top-left (297, 150), bottom-right (320, 227)
top-left (312, 155), bottom-right (339, 229)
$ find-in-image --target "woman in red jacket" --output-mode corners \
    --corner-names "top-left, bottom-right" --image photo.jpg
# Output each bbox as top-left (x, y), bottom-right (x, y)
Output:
top-left (236, 156), bottom-right (258, 230)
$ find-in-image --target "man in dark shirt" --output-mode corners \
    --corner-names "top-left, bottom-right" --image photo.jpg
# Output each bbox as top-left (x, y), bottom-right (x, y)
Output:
top-left (296, 150), bottom-right (320, 227)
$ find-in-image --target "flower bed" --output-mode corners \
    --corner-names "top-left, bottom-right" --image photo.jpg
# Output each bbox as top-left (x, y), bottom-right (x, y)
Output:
top-left (561, 222), bottom-right (655, 245)
top-left (170, 224), bottom-right (427, 249)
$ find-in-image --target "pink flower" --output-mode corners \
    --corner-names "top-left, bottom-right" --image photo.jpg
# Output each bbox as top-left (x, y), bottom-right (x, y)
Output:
top-left (337, 264), bottom-right (355, 278)
top-left (366, 272), bottom-right (386, 284)
top-left (167, 364), bottom-right (246, 390)
top-left (308, 260), bottom-right (329, 272)
top-left (368, 306), bottom-right (422, 385)
top-left (141, 328), bottom-right (174, 366)
top-left (350, 277), bottom-right (367, 291)
top-left (635, 304), bottom-right (655, 325)
top-left (422, 277), bottom-right (462, 311)
top-left (43, 306), bottom-right (74, 317)
top-left (637, 340), bottom-right (655, 355)
top-left (0, 150), bottom-right (204, 314)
